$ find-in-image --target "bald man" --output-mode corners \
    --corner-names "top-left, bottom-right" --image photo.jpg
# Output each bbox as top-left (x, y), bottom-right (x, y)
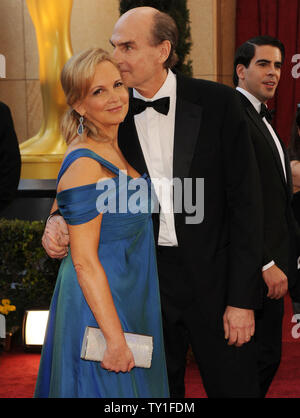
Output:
top-left (43, 7), bottom-right (264, 398)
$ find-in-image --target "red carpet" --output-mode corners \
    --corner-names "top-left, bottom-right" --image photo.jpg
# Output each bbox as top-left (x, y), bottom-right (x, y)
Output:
top-left (0, 295), bottom-right (299, 398)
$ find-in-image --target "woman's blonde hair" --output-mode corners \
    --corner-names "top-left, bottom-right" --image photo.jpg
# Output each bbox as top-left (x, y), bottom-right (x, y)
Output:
top-left (60, 48), bottom-right (121, 144)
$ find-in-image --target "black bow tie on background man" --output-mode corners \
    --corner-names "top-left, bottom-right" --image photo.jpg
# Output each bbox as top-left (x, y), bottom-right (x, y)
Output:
top-left (260, 103), bottom-right (274, 124)
top-left (130, 97), bottom-right (170, 116)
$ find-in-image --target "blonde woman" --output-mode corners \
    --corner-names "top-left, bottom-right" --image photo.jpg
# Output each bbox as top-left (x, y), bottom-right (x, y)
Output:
top-left (34, 48), bottom-right (169, 398)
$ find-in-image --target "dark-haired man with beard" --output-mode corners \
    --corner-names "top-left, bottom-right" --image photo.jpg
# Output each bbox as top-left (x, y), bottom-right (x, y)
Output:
top-left (234, 35), bottom-right (300, 397)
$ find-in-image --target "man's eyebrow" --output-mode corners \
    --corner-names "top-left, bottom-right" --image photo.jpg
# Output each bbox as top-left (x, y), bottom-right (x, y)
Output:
top-left (109, 39), bottom-right (136, 48)
top-left (255, 59), bottom-right (271, 64)
top-left (255, 59), bottom-right (282, 65)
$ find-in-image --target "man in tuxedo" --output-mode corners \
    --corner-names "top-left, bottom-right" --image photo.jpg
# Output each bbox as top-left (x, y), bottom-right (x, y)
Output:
top-left (234, 35), bottom-right (300, 397)
top-left (0, 101), bottom-right (21, 213)
top-left (43, 7), bottom-right (264, 397)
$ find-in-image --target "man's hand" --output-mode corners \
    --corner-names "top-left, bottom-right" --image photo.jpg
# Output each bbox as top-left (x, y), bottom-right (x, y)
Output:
top-left (262, 264), bottom-right (288, 300)
top-left (42, 215), bottom-right (70, 259)
top-left (223, 306), bottom-right (255, 347)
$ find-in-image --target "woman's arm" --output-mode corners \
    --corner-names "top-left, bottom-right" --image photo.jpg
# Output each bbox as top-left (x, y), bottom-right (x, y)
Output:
top-left (69, 215), bottom-right (134, 372)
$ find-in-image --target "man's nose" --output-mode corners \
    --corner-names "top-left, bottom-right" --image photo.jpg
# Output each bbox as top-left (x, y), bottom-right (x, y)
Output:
top-left (268, 65), bottom-right (276, 75)
top-left (112, 47), bottom-right (121, 63)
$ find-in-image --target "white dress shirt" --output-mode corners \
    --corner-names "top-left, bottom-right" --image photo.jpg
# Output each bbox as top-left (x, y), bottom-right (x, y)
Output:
top-left (133, 70), bottom-right (178, 246)
top-left (237, 87), bottom-right (288, 271)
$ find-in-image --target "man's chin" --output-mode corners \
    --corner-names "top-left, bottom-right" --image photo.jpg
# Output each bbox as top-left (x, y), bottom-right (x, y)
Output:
top-left (263, 88), bottom-right (277, 101)
top-left (260, 92), bottom-right (275, 104)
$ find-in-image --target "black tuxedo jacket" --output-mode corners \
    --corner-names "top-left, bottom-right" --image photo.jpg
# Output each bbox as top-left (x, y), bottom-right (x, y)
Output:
top-left (0, 101), bottom-right (21, 212)
top-left (238, 92), bottom-right (300, 300)
top-left (118, 73), bottom-right (264, 313)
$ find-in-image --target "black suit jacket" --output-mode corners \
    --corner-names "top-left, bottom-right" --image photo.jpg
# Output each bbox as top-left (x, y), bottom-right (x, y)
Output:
top-left (0, 102), bottom-right (21, 212)
top-left (118, 73), bottom-right (264, 313)
top-left (237, 92), bottom-right (300, 300)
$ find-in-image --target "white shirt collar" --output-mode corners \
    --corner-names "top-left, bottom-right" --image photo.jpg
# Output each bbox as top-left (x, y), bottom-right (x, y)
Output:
top-left (236, 87), bottom-right (262, 114)
top-left (133, 70), bottom-right (176, 101)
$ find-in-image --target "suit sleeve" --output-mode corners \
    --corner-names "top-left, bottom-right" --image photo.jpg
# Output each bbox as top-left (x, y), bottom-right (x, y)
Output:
top-left (221, 90), bottom-right (264, 309)
top-left (0, 103), bottom-right (21, 212)
top-left (262, 246), bottom-right (273, 267)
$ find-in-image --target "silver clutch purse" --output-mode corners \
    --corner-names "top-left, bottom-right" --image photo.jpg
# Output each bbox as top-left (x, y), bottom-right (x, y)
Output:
top-left (80, 326), bottom-right (153, 368)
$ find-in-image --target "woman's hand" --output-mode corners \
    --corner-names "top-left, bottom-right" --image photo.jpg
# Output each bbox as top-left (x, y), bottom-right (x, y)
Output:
top-left (101, 340), bottom-right (135, 373)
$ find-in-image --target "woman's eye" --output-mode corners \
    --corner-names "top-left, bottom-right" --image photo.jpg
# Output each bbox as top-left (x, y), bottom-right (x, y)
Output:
top-left (115, 81), bottom-right (123, 88)
top-left (93, 89), bottom-right (102, 96)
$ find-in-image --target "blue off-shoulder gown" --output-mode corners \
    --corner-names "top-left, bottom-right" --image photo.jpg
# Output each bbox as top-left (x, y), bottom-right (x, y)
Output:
top-left (34, 148), bottom-right (169, 398)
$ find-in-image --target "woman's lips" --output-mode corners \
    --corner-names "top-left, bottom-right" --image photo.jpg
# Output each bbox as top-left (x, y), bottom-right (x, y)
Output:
top-left (107, 105), bottom-right (123, 112)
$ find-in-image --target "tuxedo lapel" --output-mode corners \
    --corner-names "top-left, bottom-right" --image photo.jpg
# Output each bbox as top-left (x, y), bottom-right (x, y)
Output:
top-left (240, 93), bottom-right (287, 189)
top-left (119, 79), bottom-right (202, 181)
top-left (173, 77), bottom-right (202, 181)
top-left (118, 96), bottom-right (149, 177)
top-left (275, 128), bottom-right (293, 199)
top-left (247, 106), bottom-right (287, 187)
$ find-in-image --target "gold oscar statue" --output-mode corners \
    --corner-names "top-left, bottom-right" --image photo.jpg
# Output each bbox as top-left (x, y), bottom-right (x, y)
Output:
top-left (21, 0), bottom-right (73, 178)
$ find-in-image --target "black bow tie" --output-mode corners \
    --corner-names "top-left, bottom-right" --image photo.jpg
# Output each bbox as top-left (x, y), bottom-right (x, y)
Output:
top-left (260, 103), bottom-right (274, 123)
top-left (130, 97), bottom-right (170, 116)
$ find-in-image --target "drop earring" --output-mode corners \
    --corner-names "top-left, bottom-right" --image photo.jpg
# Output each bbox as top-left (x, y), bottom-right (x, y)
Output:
top-left (77, 116), bottom-right (84, 136)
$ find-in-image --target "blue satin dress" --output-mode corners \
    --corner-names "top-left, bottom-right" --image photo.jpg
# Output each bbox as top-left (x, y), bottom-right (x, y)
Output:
top-left (34, 148), bottom-right (169, 398)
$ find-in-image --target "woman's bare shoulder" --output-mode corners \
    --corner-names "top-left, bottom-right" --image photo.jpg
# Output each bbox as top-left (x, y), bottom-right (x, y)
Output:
top-left (58, 147), bottom-right (104, 192)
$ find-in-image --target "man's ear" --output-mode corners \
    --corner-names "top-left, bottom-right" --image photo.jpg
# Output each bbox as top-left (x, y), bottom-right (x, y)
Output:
top-left (236, 63), bottom-right (246, 81)
top-left (158, 40), bottom-right (171, 66)
top-left (298, 127), bottom-right (300, 137)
